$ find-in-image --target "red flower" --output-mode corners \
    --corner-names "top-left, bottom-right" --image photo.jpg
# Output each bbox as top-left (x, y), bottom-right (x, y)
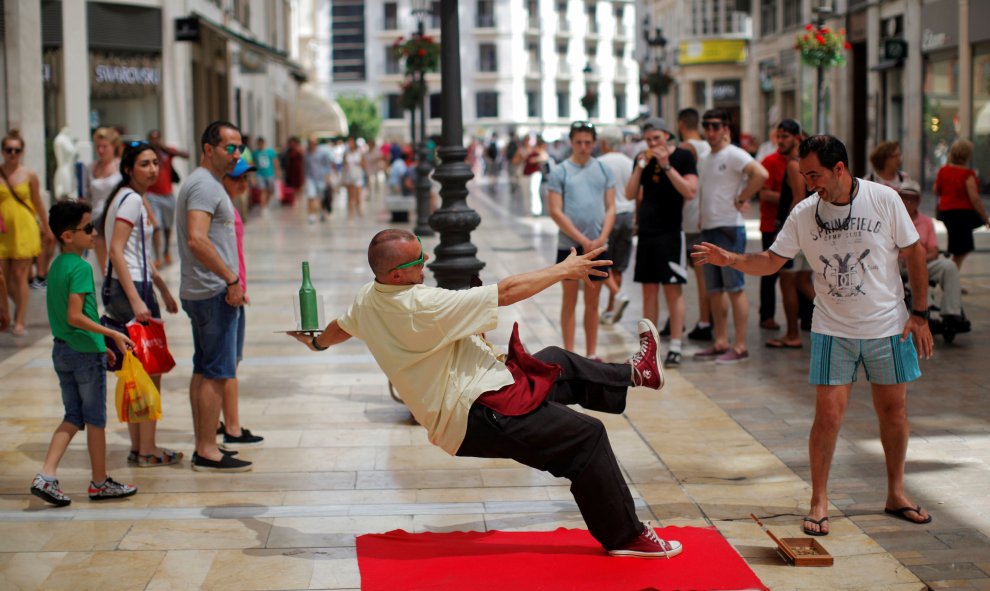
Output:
top-left (805, 24), bottom-right (814, 31)
top-left (803, 33), bottom-right (811, 41)
top-left (839, 28), bottom-right (846, 35)
top-left (821, 26), bottom-right (829, 34)
top-left (816, 34), bottom-right (826, 44)
top-left (844, 41), bottom-right (852, 49)
top-left (417, 48), bottom-right (426, 56)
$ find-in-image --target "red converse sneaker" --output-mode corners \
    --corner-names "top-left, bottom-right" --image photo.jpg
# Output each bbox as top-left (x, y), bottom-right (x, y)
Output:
top-left (630, 319), bottom-right (665, 390)
top-left (608, 523), bottom-right (683, 558)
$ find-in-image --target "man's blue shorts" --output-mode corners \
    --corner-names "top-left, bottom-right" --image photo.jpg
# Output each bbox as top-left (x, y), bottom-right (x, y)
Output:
top-left (809, 332), bottom-right (921, 385)
top-left (53, 340), bottom-right (107, 429)
top-left (182, 291), bottom-right (241, 379)
top-left (701, 226), bottom-right (746, 293)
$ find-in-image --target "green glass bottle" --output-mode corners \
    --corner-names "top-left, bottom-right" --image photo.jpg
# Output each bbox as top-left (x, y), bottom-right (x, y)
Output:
top-left (299, 261), bottom-right (319, 330)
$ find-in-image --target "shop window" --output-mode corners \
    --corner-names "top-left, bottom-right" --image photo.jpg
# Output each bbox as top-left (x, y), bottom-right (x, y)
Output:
top-left (971, 47), bottom-right (990, 193)
top-left (477, 91), bottom-right (499, 118)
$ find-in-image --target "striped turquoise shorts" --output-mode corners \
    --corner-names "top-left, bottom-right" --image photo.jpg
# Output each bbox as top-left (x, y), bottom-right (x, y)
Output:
top-left (809, 332), bottom-right (921, 385)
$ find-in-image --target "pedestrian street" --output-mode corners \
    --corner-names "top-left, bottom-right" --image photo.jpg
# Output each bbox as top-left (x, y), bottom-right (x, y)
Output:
top-left (0, 182), bottom-right (988, 590)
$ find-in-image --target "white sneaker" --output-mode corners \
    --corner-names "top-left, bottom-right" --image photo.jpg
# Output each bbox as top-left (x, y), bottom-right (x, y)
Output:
top-left (600, 311), bottom-right (615, 325)
top-left (612, 293), bottom-right (631, 324)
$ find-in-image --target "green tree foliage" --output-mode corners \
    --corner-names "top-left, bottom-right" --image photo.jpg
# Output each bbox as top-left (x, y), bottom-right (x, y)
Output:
top-left (337, 96), bottom-right (382, 141)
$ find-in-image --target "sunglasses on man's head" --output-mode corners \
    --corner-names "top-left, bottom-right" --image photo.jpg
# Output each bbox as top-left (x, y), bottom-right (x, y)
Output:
top-left (3, 146), bottom-right (22, 154)
top-left (701, 121), bottom-right (724, 130)
top-left (393, 236), bottom-right (425, 270)
top-left (570, 121), bottom-right (595, 131)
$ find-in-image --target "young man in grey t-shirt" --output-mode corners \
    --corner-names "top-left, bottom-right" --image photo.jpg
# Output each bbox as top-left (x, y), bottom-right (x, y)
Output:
top-left (176, 120), bottom-right (252, 473)
top-left (546, 122), bottom-right (616, 358)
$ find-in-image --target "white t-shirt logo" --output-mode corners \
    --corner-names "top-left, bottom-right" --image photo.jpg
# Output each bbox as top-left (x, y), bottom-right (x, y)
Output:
top-left (819, 249), bottom-right (870, 298)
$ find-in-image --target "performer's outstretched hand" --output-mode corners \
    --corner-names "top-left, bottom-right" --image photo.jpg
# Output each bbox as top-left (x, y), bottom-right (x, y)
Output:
top-left (559, 246), bottom-right (612, 281)
top-left (690, 242), bottom-right (734, 267)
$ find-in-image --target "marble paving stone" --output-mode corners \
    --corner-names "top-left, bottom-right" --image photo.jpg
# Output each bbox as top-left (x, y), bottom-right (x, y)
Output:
top-left (118, 518), bottom-right (274, 551)
top-left (40, 550), bottom-right (166, 591)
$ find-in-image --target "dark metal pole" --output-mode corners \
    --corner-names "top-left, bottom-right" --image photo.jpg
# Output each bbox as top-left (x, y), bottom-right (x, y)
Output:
top-left (413, 21), bottom-right (435, 236)
top-left (428, 0), bottom-right (484, 289)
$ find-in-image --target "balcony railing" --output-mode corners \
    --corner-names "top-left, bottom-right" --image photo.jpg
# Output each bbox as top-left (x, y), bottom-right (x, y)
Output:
top-left (685, 10), bottom-right (752, 39)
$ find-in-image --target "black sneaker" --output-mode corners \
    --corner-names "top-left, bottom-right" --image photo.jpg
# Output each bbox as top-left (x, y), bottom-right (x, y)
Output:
top-left (659, 319), bottom-right (671, 337)
top-left (88, 476), bottom-right (137, 500)
top-left (31, 474), bottom-right (71, 506)
top-left (687, 324), bottom-right (712, 341)
top-left (664, 351), bottom-right (682, 367)
top-left (191, 452), bottom-right (253, 473)
top-left (220, 428), bottom-right (264, 449)
top-left (216, 421), bottom-right (225, 436)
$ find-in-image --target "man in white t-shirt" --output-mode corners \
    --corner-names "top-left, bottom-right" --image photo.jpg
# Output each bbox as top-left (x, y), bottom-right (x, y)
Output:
top-left (677, 108), bottom-right (713, 342)
top-left (692, 135), bottom-right (935, 536)
top-left (597, 127), bottom-right (635, 326)
top-left (695, 109), bottom-right (769, 364)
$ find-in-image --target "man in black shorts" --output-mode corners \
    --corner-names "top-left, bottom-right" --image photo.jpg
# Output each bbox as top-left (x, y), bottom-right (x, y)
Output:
top-left (626, 118), bottom-right (698, 366)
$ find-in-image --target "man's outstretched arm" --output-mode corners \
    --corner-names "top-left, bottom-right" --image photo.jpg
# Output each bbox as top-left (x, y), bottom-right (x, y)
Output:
top-left (690, 242), bottom-right (787, 276)
top-left (497, 246), bottom-right (611, 307)
top-left (289, 319), bottom-right (353, 351)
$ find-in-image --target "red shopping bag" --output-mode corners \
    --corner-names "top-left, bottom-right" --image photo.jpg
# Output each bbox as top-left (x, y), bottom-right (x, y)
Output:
top-left (127, 318), bottom-right (176, 375)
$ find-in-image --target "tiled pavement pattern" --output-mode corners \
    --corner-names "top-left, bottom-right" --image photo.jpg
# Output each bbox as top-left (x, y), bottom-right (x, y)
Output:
top-left (0, 177), bottom-right (986, 590)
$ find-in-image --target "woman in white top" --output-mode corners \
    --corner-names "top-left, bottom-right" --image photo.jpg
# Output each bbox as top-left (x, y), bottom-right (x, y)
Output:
top-left (85, 127), bottom-right (122, 271)
top-left (342, 137), bottom-right (367, 219)
top-left (101, 141), bottom-right (181, 467)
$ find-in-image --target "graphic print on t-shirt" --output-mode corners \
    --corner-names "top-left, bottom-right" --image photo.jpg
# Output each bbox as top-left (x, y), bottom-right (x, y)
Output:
top-left (818, 249), bottom-right (870, 298)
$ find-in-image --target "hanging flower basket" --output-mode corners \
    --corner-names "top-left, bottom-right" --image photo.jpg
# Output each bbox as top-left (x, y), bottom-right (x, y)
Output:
top-left (646, 71), bottom-right (674, 96)
top-left (399, 77), bottom-right (426, 112)
top-left (580, 90), bottom-right (599, 114)
top-left (795, 24), bottom-right (850, 69)
top-left (392, 35), bottom-right (441, 74)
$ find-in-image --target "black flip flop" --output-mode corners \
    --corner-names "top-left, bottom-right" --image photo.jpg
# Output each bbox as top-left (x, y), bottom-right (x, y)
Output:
top-left (884, 505), bottom-right (933, 524)
top-left (802, 516), bottom-right (829, 536)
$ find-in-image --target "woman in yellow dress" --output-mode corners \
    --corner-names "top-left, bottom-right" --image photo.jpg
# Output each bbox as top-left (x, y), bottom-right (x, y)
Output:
top-left (0, 129), bottom-right (55, 336)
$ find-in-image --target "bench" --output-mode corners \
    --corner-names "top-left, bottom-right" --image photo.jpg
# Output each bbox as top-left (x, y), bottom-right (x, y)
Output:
top-left (384, 193), bottom-right (415, 223)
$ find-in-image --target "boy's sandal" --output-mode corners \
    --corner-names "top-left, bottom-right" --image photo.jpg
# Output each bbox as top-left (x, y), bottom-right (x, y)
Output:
top-left (127, 451), bottom-right (139, 464)
top-left (137, 449), bottom-right (184, 467)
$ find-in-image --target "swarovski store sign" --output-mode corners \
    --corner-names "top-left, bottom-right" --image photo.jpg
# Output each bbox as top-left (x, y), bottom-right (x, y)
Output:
top-left (90, 52), bottom-right (162, 99)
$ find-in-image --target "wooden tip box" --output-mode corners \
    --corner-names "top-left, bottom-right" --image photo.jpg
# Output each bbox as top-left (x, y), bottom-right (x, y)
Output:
top-left (750, 513), bottom-right (834, 567)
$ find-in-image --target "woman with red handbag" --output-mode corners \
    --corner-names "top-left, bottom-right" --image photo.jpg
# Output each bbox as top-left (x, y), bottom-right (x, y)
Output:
top-left (101, 141), bottom-right (182, 468)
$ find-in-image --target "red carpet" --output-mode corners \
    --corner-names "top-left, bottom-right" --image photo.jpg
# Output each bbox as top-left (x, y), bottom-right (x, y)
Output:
top-left (356, 526), bottom-right (768, 591)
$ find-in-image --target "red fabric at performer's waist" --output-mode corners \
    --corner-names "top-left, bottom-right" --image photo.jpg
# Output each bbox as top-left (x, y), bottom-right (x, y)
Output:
top-left (476, 323), bottom-right (560, 416)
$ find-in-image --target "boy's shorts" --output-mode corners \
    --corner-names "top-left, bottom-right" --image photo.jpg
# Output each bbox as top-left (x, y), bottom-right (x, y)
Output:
top-left (52, 340), bottom-right (108, 429)
top-left (182, 291), bottom-right (241, 379)
top-left (701, 226), bottom-right (746, 293)
top-left (809, 332), bottom-right (921, 385)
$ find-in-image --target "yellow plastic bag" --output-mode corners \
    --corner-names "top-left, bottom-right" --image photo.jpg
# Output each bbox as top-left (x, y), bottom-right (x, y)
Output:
top-left (114, 351), bottom-right (162, 423)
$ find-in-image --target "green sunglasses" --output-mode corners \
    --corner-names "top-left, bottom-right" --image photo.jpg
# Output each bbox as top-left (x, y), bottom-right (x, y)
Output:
top-left (393, 236), bottom-right (425, 270)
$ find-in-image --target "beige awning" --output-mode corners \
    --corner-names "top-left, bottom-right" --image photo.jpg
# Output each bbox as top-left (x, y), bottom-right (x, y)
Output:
top-left (292, 86), bottom-right (349, 138)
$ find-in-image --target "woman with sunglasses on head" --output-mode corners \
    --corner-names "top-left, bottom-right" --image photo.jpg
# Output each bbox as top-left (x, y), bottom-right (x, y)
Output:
top-left (83, 127), bottom-right (123, 272)
top-left (101, 141), bottom-right (182, 467)
top-left (0, 129), bottom-right (55, 337)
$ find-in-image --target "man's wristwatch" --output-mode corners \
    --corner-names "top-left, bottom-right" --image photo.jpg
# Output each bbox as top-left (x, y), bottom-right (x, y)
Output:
top-left (226, 277), bottom-right (240, 287)
top-left (661, 163), bottom-right (672, 172)
top-left (637, 159), bottom-right (648, 169)
top-left (911, 309), bottom-right (930, 321)
top-left (311, 336), bottom-right (328, 351)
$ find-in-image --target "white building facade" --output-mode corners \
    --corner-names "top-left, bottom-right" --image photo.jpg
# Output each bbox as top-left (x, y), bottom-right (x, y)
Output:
top-left (328, 0), bottom-right (640, 142)
top-left (2, 0), bottom-right (301, 194)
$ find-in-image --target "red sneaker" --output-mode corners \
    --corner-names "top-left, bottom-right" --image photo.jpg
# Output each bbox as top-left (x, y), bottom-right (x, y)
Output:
top-left (630, 319), bottom-right (665, 390)
top-left (608, 523), bottom-right (683, 558)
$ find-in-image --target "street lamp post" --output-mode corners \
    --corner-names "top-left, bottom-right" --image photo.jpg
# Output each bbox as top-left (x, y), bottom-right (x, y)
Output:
top-left (812, 5), bottom-right (834, 134)
top-left (641, 18), bottom-right (667, 117)
top-left (428, 0), bottom-right (485, 289)
top-left (411, 0), bottom-right (435, 236)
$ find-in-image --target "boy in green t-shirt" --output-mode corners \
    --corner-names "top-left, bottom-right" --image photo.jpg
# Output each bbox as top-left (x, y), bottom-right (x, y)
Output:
top-left (30, 200), bottom-right (138, 507)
